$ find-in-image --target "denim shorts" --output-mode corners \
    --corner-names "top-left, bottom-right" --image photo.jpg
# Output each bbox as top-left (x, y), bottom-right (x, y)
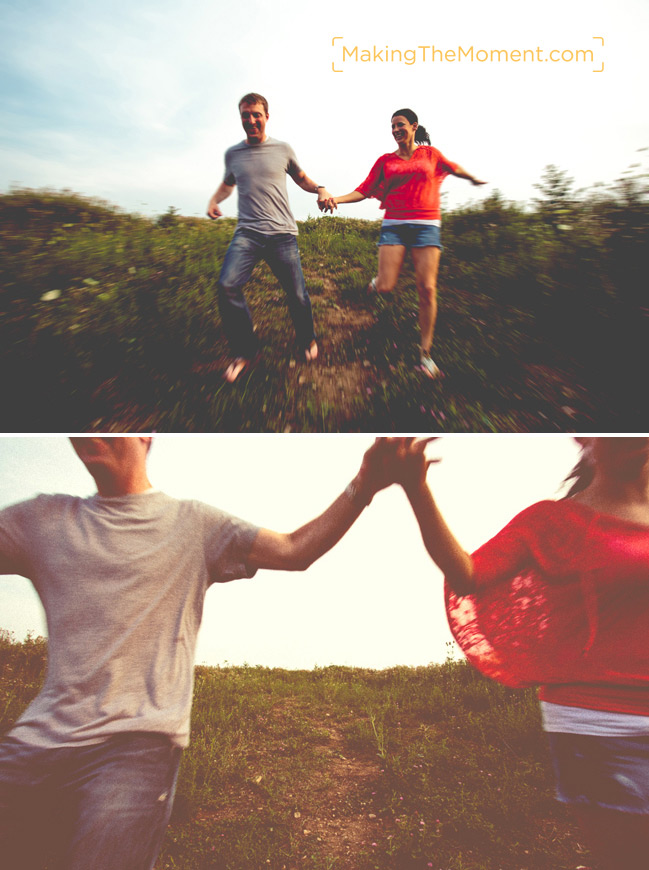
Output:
top-left (548, 733), bottom-right (649, 814)
top-left (378, 222), bottom-right (442, 249)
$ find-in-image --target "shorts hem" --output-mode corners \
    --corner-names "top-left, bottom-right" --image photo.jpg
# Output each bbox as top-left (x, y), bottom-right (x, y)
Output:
top-left (554, 794), bottom-right (649, 814)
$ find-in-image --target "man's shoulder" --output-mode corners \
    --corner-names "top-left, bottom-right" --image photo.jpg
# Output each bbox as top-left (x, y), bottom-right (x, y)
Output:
top-left (225, 140), bottom-right (249, 158)
top-left (0, 492), bottom-right (81, 523)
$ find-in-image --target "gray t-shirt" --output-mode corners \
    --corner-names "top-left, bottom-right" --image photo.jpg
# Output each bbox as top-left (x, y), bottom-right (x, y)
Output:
top-left (224, 137), bottom-right (301, 235)
top-left (0, 491), bottom-right (260, 748)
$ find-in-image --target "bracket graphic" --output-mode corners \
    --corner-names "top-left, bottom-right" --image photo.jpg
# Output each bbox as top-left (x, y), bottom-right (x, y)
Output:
top-left (592, 36), bottom-right (604, 72)
top-left (332, 36), bottom-right (343, 72)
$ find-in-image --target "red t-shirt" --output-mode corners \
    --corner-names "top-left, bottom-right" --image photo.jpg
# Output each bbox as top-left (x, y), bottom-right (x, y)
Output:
top-left (355, 146), bottom-right (458, 221)
top-left (444, 500), bottom-right (649, 715)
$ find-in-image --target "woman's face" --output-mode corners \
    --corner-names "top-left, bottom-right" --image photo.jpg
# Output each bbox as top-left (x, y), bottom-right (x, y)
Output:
top-left (580, 437), bottom-right (649, 480)
top-left (391, 114), bottom-right (417, 145)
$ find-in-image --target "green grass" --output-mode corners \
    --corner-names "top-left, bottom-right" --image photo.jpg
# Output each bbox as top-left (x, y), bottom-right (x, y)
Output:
top-left (1, 185), bottom-right (647, 432)
top-left (1, 632), bottom-right (592, 869)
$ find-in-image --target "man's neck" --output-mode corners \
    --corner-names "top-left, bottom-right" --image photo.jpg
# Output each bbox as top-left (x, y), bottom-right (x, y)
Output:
top-left (94, 473), bottom-right (153, 497)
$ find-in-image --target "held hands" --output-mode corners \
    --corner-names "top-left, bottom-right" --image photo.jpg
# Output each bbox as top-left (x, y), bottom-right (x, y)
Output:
top-left (317, 195), bottom-right (337, 214)
top-left (354, 437), bottom-right (440, 503)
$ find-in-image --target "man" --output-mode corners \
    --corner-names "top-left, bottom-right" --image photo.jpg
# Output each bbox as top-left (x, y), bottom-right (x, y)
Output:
top-left (0, 436), bottom-right (397, 870)
top-left (207, 93), bottom-right (333, 382)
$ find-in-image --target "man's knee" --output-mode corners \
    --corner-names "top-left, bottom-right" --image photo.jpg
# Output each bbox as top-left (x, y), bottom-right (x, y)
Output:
top-left (217, 278), bottom-right (246, 304)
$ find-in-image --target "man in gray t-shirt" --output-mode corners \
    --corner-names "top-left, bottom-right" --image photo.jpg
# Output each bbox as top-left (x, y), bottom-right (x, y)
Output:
top-left (207, 93), bottom-right (333, 383)
top-left (0, 436), bottom-right (400, 870)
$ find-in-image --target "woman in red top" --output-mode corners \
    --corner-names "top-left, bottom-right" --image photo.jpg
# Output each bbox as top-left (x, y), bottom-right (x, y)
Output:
top-left (323, 109), bottom-right (485, 378)
top-left (384, 436), bottom-right (649, 869)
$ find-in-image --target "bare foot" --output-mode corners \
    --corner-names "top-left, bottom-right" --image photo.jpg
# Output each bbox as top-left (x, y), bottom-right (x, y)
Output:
top-left (304, 341), bottom-right (318, 362)
top-left (224, 358), bottom-right (251, 383)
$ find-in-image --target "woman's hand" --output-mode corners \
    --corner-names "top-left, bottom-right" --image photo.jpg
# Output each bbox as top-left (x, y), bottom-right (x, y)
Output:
top-left (353, 438), bottom-right (440, 502)
top-left (386, 437), bottom-right (441, 495)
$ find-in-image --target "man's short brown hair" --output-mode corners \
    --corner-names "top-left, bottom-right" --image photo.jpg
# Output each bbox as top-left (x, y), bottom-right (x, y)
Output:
top-left (238, 93), bottom-right (268, 114)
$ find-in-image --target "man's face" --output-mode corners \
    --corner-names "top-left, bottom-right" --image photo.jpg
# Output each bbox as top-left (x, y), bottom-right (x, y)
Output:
top-left (69, 437), bottom-right (151, 481)
top-left (239, 102), bottom-right (268, 144)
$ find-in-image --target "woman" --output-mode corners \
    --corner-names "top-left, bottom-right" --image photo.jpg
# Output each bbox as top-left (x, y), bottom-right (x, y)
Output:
top-left (324, 109), bottom-right (486, 378)
top-left (387, 436), bottom-right (649, 869)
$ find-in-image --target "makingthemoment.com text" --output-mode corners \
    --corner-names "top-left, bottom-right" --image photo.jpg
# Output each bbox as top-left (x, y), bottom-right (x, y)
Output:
top-left (337, 44), bottom-right (596, 65)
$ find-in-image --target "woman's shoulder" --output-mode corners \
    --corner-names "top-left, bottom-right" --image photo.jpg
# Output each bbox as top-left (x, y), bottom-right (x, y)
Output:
top-left (506, 499), bottom-right (592, 533)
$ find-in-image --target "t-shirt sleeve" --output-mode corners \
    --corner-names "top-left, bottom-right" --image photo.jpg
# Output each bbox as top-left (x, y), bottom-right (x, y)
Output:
top-left (284, 144), bottom-right (302, 178)
top-left (356, 155), bottom-right (386, 199)
top-left (223, 148), bottom-right (236, 186)
top-left (199, 503), bottom-right (261, 584)
top-left (0, 496), bottom-right (43, 577)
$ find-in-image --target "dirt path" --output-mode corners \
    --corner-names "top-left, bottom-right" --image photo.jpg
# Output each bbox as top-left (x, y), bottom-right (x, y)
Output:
top-left (186, 700), bottom-right (386, 869)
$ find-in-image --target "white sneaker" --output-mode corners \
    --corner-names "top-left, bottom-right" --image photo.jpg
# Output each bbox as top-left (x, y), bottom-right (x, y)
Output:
top-left (420, 354), bottom-right (441, 379)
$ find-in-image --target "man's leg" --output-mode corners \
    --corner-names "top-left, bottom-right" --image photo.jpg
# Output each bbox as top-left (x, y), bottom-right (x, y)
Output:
top-left (60, 734), bottom-right (182, 870)
top-left (217, 228), bottom-right (263, 361)
top-left (264, 234), bottom-right (316, 358)
top-left (0, 738), bottom-right (71, 870)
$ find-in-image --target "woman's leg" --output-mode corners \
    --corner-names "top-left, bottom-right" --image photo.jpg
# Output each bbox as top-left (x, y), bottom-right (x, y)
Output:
top-left (375, 245), bottom-right (407, 292)
top-left (411, 246), bottom-right (441, 356)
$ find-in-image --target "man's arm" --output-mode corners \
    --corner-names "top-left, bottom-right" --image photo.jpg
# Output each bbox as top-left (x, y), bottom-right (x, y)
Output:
top-left (247, 439), bottom-right (398, 572)
top-left (450, 164), bottom-right (487, 187)
top-left (288, 168), bottom-right (334, 211)
top-left (207, 181), bottom-right (236, 219)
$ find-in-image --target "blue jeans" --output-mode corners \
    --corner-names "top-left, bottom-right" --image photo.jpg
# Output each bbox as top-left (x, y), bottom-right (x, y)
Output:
top-left (217, 227), bottom-right (316, 359)
top-left (0, 732), bottom-right (182, 870)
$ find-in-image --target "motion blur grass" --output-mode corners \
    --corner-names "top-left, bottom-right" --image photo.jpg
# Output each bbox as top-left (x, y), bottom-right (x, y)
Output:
top-left (2, 632), bottom-right (590, 869)
top-left (1, 175), bottom-right (647, 431)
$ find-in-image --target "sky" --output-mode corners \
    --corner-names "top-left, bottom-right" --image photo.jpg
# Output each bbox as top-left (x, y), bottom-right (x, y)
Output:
top-left (0, 434), bottom-right (580, 669)
top-left (1, 0), bottom-right (647, 221)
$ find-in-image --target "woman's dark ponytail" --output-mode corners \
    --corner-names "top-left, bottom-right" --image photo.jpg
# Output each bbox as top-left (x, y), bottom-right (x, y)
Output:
top-left (562, 452), bottom-right (596, 498)
top-left (415, 124), bottom-right (431, 145)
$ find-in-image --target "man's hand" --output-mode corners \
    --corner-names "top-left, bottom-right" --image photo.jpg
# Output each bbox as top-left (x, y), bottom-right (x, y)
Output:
top-left (207, 198), bottom-right (223, 220)
top-left (317, 188), bottom-right (336, 213)
top-left (206, 182), bottom-right (235, 220)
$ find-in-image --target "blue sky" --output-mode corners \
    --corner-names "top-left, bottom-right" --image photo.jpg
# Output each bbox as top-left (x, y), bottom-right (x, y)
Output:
top-left (1, 0), bottom-right (647, 220)
top-left (0, 435), bottom-right (579, 669)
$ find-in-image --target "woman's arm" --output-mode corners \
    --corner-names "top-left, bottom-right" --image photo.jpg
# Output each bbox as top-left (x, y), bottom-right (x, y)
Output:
top-left (451, 165), bottom-right (487, 186)
top-left (387, 439), bottom-right (476, 595)
top-left (320, 190), bottom-right (367, 213)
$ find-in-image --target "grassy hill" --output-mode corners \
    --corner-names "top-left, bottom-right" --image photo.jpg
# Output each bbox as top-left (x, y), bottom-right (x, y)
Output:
top-left (1, 185), bottom-right (647, 432)
top-left (1, 632), bottom-right (592, 869)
